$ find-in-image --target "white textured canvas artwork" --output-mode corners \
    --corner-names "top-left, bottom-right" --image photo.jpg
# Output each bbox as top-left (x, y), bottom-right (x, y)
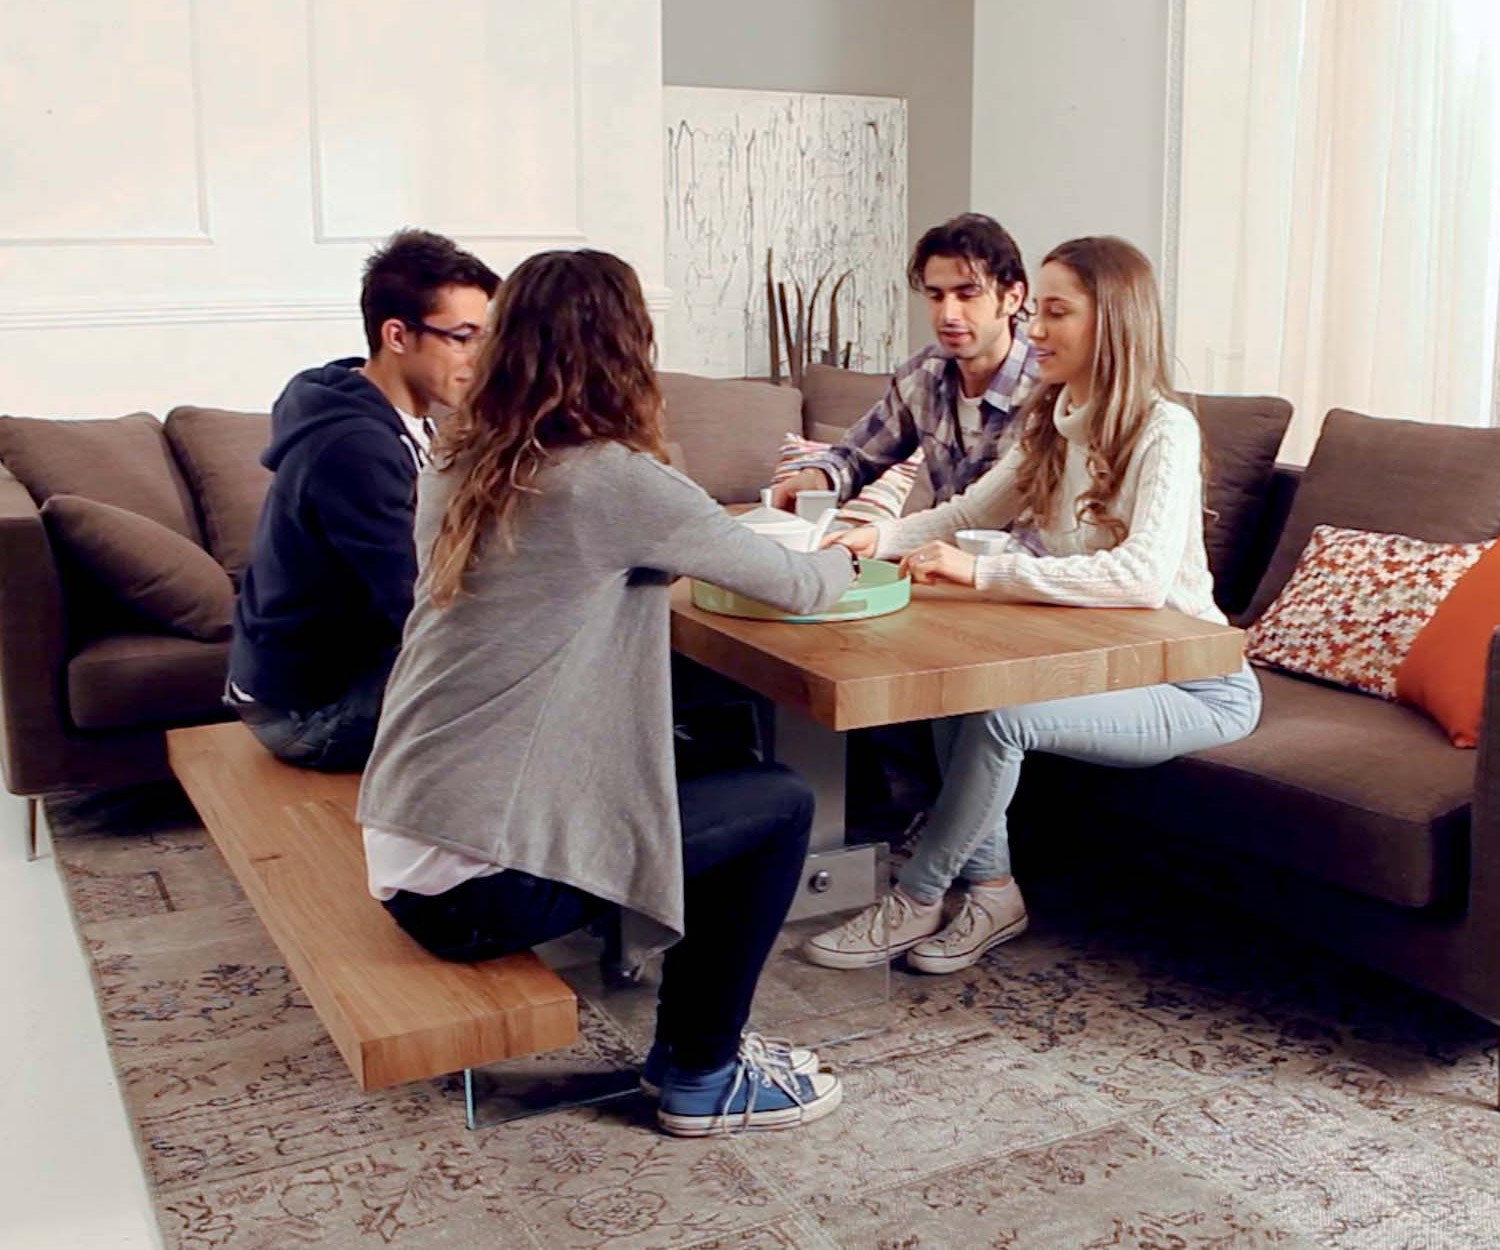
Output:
top-left (663, 86), bottom-right (908, 378)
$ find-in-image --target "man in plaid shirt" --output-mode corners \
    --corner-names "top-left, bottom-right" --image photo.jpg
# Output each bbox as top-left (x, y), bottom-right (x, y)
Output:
top-left (770, 213), bottom-right (1039, 512)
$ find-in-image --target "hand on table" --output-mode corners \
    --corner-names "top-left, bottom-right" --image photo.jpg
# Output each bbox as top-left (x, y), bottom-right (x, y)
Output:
top-left (898, 541), bottom-right (977, 587)
top-left (822, 525), bottom-right (879, 558)
top-left (768, 467), bottom-right (833, 512)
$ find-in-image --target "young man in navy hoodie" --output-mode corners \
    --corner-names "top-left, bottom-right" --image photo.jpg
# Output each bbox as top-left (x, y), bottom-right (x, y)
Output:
top-left (227, 229), bottom-right (499, 769)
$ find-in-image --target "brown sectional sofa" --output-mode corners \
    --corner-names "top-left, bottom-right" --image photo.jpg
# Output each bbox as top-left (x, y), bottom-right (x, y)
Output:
top-left (0, 373), bottom-right (805, 810)
top-left (4, 371), bottom-right (1499, 1080)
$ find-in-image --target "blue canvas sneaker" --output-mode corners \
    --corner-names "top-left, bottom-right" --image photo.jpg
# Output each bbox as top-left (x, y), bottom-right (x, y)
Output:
top-left (657, 1037), bottom-right (841, 1137)
top-left (640, 1031), bottom-right (819, 1097)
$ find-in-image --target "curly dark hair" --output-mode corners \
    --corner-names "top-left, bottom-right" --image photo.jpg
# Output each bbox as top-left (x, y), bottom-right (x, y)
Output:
top-left (360, 228), bottom-right (500, 356)
top-left (424, 249), bottom-right (666, 608)
top-left (907, 213), bottom-right (1029, 331)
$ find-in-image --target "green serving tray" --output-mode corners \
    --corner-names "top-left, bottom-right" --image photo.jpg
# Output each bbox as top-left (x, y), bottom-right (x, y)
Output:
top-left (691, 558), bottom-right (910, 623)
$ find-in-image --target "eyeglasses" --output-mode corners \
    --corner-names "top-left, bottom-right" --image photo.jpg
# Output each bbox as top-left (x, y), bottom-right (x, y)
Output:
top-left (406, 320), bottom-right (488, 351)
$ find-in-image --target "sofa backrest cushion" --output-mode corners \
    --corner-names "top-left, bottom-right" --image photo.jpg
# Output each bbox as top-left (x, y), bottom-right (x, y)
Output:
top-left (0, 412), bottom-right (201, 543)
top-left (800, 364), bottom-right (889, 443)
top-left (40, 495), bottom-right (233, 641)
top-left (164, 407), bottom-right (271, 583)
top-left (1244, 409), bottom-right (1500, 624)
top-left (1189, 393), bottom-right (1293, 615)
top-left (658, 372), bottom-right (802, 503)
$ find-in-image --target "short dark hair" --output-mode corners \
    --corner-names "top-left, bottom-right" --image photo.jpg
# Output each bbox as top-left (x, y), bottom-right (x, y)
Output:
top-left (360, 228), bottom-right (500, 356)
top-left (907, 213), bottom-right (1029, 330)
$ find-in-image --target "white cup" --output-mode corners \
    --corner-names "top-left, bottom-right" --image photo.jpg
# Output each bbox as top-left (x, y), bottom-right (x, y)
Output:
top-left (955, 528), bottom-right (1012, 556)
top-left (760, 486), bottom-right (776, 510)
top-left (794, 489), bottom-right (837, 523)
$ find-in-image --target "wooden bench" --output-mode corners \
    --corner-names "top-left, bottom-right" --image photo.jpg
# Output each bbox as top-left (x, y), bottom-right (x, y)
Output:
top-left (166, 721), bottom-right (579, 1091)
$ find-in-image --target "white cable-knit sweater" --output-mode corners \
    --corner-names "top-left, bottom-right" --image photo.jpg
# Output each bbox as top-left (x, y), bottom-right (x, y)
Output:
top-left (874, 392), bottom-right (1225, 625)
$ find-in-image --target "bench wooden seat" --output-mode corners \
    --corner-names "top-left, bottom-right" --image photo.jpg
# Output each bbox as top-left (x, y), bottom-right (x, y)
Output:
top-left (166, 721), bottom-right (578, 1090)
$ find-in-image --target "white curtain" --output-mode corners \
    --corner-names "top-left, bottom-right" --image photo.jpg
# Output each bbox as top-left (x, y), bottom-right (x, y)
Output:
top-left (1175, 0), bottom-right (1500, 463)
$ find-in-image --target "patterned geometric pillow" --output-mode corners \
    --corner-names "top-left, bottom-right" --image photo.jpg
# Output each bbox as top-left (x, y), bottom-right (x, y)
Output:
top-left (770, 433), bottom-right (925, 525)
top-left (1245, 525), bottom-right (1496, 698)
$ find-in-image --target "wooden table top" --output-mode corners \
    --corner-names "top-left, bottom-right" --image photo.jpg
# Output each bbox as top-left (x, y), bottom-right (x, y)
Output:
top-left (670, 580), bottom-right (1245, 732)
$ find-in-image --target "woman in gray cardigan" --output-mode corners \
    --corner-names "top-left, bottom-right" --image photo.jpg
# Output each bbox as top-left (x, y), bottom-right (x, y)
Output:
top-left (357, 249), bottom-right (859, 1137)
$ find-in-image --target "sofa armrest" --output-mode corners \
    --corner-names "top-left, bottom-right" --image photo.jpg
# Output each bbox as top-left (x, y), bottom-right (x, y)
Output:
top-left (1468, 629), bottom-right (1500, 940)
top-left (0, 465), bottom-right (70, 795)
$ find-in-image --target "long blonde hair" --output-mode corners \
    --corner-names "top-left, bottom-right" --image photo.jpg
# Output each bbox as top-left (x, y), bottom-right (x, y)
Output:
top-left (424, 250), bottom-right (666, 608)
top-left (1012, 236), bottom-right (1190, 544)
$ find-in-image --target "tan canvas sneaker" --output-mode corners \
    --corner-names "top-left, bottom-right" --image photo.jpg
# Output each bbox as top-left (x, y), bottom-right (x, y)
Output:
top-left (906, 881), bottom-right (1028, 974)
top-left (802, 890), bottom-right (944, 969)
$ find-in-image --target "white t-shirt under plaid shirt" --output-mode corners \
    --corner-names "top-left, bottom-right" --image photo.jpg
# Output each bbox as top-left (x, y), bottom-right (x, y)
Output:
top-left (799, 333), bottom-right (1038, 506)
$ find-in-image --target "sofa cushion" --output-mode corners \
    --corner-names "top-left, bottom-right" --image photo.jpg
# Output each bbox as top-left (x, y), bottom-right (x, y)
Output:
top-left (1189, 394), bottom-right (1293, 615)
top-left (0, 412), bottom-right (201, 542)
top-left (164, 406), bottom-right (271, 583)
top-left (1023, 667), bottom-right (1472, 910)
top-left (40, 496), bottom-right (233, 642)
top-left (1245, 525), bottom-right (1493, 698)
top-left (800, 363), bottom-right (888, 438)
top-left (1395, 543), bottom-right (1500, 747)
top-left (658, 372), bottom-right (802, 503)
top-left (1244, 410), bottom-right (1500, 624)
top-left (68, 633), bottom-right (231, 730)
top-left (771, 433), bottom-right (924, 524)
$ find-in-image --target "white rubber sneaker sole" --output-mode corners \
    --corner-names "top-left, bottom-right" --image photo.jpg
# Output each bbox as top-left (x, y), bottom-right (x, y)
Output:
top-left (657, 1072), bottom-right (843, 1137)
top-left (801, 925), bottom-right (941, 970)
top-left (905, 913), bottom-right (1029, 974)
top-left (639, 1049), bottom-right (818, 1099)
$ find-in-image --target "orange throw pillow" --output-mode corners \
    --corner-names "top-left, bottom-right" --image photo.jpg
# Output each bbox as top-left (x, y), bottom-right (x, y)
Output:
top-left (1395, 541), bottom-right (1500, 747)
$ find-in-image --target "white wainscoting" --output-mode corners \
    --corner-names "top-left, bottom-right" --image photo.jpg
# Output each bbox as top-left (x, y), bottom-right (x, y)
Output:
top-left (0, 0), bottom-right (667, 417)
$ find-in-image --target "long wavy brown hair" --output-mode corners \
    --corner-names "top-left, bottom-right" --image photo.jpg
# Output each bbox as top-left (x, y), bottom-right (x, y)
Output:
top-left (1011, 236), bottom-right (1192, 545)
top-left (424, 249), bottom-right (666, 608)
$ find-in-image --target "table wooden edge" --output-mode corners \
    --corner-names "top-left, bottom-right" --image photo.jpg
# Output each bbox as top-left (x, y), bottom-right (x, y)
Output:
top-left (670, 585), bottom-right (1245, 731)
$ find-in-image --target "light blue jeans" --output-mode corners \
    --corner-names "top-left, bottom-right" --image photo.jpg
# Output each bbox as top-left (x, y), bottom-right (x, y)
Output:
top-left (899, 665), bottom-right (1263, 903)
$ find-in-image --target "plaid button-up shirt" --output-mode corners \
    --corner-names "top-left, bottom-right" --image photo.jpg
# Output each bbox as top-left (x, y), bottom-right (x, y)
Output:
top-left (804, 333), bottom-right (1039, 506)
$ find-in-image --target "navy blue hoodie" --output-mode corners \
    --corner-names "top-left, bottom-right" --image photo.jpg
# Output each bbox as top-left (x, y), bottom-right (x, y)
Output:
top-left (229, 359), bottom-right (420, 711)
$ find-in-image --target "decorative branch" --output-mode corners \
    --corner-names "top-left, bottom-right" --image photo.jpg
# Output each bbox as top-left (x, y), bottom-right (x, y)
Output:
top-left (766, 248), bottom-right (781, 384)
top-left (777, 282), bottom-right (797, 386)
top-left (808, 266), bottom-right (832, 367)
top-left (764, 253), bottom-right (856, 382)
top-left (824, 270), bottom-right (852, 366)
top-left (794, 281), bottom-right (807, 375)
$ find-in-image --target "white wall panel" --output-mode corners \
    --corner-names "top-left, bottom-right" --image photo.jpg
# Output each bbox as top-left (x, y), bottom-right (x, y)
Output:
top-left (309, 0), bottom-right (581, 241)
top-left (0, 0), bottom-right (666, 417)
top-left (0, 0), bottom-right (206, 243)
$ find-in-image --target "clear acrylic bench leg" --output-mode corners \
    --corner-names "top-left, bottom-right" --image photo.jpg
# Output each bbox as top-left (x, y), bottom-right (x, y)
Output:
top-left (457, 1061), bottom-right (640, 1131)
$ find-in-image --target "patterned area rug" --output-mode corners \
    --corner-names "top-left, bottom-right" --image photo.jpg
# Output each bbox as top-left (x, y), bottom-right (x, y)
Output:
top-left (48, 783), bottom-right (1500, 1250)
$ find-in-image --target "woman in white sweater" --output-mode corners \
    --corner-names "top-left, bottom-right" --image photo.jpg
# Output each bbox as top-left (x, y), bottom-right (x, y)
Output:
top-left (805, 236), bottom-right (1262, 974)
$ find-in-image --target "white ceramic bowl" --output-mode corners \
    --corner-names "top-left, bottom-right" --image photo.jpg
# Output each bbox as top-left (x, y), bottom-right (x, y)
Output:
top-left (954, 528), bottom-right (1012, 556)
top-left (738, 509), bottom-right (817, 552)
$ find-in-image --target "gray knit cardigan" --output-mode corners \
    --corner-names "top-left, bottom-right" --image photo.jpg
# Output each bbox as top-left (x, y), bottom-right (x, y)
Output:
top-left (356, 441), bottom-right (853, 960)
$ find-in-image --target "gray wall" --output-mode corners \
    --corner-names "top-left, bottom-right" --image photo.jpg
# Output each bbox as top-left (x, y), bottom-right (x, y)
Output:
top-left (971, 0), bottom-right (1170, 276)
top-left (663, 0), bottom-right (975, 354)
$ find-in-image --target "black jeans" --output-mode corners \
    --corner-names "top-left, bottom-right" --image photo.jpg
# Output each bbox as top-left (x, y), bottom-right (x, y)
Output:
top-left (382, 761), bottom-right (814, 1071)
top-left (228, 652), bottom-right (395, 772)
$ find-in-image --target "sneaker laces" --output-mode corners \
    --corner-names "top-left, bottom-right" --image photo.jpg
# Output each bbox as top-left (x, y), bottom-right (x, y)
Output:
top-left (714, 1037), bottom-right (808, 1134)
top-left (849, 891), bottom-right (915, 948)
top-left (929, 892), bottom-right (992, 952)
top-left (740, 1030), bottom-right (798, 1073)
